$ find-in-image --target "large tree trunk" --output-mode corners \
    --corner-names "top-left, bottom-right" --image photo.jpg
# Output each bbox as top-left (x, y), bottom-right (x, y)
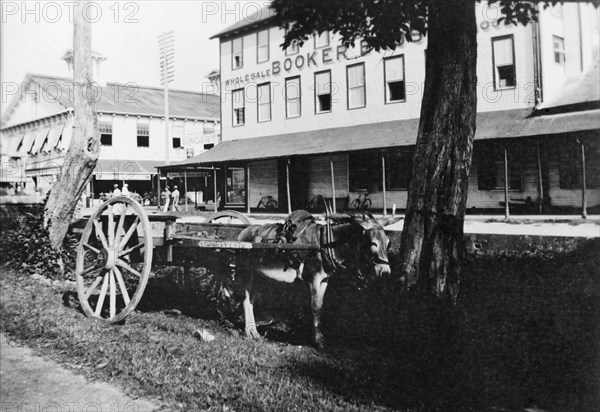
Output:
top-left (399, 0), bottom-right (477, 303)
top-left (44, 1), bottom-right (99, 248)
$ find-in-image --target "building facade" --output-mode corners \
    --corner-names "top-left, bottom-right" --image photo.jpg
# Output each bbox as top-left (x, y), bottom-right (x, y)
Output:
top-left (1, 60), bottom-right (221, 203)
top-left (164, 2), bottom-right (600, 214)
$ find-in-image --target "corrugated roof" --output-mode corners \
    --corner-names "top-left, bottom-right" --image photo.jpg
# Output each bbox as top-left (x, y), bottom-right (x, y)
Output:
top-left (162, 108), bottom-right (600, 169)
top-left (210, 4), bottom-right (276, 39)
top-left (21, 74), bottom-right (220, 120)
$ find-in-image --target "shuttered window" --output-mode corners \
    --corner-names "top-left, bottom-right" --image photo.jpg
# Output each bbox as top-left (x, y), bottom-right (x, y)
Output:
top-left (492, 35), bottom-right (516, 89)
top-left (384, 55), bottom-right (406, 103)
top-left (257, 30), bottom-right (269, 63)
top-left (347, 63), bottom-right (366, 109)
top-left (285, 77), bottom-right (301, 118)
top-left (315, 70), bottom-right (332, 113)
top-left (232, 89), bottom-right (245, 126)
top-left (257, 83), bottom-right (271, 122)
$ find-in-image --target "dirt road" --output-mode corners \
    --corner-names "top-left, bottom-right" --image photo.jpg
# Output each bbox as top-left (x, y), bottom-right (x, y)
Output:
top-left (0, 334), bottom-right (159, 412)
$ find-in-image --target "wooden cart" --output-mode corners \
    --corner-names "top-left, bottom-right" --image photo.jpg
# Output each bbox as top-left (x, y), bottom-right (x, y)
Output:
top-left (76, 196), bottom-right (319, 323)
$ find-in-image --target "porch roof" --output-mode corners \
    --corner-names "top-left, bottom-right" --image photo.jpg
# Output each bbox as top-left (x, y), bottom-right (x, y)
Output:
top-left (160, 108), bottom-right (600, 169)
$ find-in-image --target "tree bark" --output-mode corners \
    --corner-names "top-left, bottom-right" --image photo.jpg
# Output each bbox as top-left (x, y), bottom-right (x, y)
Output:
top-left (399, 0), bottom-right (477, 303)
top-left (44, 1), bottom-right (99, 248)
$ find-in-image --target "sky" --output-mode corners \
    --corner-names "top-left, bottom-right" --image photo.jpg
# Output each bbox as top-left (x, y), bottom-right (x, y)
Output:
top-left (0, 0), bottom-right (271, 101)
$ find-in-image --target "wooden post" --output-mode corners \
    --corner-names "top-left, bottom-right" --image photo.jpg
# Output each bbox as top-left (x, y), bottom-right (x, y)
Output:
top-left (536, 139), bottom-right (544, 214)
top-left (246, 164), bottom-right (251, 214)
top-left (330, 156), bottom-right (337, 214)
top-left (381, 153), bottom-right (387, 216)
top-left (286, 158), bottom-right (292, 215)
top-left (581, 141), bottom-right (587, 219)
top-left (157, 169), bottom-right (161, 211)
top-left (213, 166), bottom-right (218, 212)
top-left (504, 148), bottom-right (510, 220)
top-left (184, 169), bottom-right (188, 212)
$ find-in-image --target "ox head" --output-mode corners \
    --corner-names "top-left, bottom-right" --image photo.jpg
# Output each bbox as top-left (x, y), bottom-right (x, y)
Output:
top-left (331, 211), bottom-right (392, 277)
top-left (358, 220), bottom-right (391, 277)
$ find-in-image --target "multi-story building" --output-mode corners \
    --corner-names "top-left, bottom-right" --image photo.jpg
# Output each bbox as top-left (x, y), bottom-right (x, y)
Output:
top-left (166, 2), bottom-right (600, 214)
top-left (0, 53), bottom-right (221, 202)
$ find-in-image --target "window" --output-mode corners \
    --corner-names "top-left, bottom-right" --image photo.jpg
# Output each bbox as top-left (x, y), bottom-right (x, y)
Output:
top-left (172, 125), bottom-right (183, 148)
top-left (492, 35), bottom-right (516, 89)
top-left (347, 63), bottom-right (366, 109)
top-left (285, 77), bottom-right (301, 118)
top-left (285, 28), bottom-right (299, 55)
top-left (99, 122), bottom-right (112, 146)
top-left (257, 83), bottom-right (271, 122)
top-left (232, 89), bottom-right (245, 126)
top-left (387, 147), bottom-right (413, 189)
top-left (226, 167), bottom-right (246, 205)
top-left (257, 29), bottom-right (269, 63)
top-left (553, 36), bottom-right (565, 65)
top-left (232, 37), bottom-right (243, 69)
top-left (477, 146), bottom-right (522, 190)
top-left (384, 55), bottom-right (406, 103)
top-left (349, 152), bottom-right (381, 192)
top-left (315, 70), bottom-right (332, 113)
top-left (314, 31), bottom-right (329, 48)
top-left (136, 124), bottom-right (149, 147)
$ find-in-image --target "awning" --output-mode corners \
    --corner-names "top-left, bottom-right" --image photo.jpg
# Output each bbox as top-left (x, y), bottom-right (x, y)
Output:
top-left (48, 123), bottom-right (66, 150)
top-left (30, 127), bottom-right (51, 155)
top-left (162, 108), bottom-right (600, 169)
top-left (94, 159), bottom-right (164, 180)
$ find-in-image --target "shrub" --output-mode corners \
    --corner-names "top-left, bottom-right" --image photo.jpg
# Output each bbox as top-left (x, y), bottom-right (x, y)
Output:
top-left (0, 210), bottom-right (78, 280)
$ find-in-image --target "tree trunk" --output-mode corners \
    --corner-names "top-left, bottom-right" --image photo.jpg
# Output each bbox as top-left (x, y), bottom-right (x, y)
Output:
top-left (399, 0), bottom-right (477, 303)
top-left (44, 1), bottom-right (100, 248)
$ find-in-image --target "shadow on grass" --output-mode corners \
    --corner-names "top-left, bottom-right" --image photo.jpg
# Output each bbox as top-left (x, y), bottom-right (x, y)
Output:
top-left (285, 239), bottom-right (600, 411)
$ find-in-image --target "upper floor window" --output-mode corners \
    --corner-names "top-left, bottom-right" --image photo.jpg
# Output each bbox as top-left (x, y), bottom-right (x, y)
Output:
top-left (232, 37), bottom-right (243, 69)
top-left (172, 125), bottom-right (183, 148)
top-left (257, 29), bottom-right (269, 63)
top-left (492, 35), bottom-right (516, 90)
top-left (314, 31), bottom-right (329, 48)
top-left (553, 36), bottom-right (565, 65)
top-left (384, 55), bottom-right (406, 103)
top-left (257, 83), bottom-right (272, 122)
top-left (99, 122), bottom-right (113, 146)
top-left (136, 123), bottom-right (149, 147)
top-left (285, 28), bottom-right (299, 56)
top-left (285, 76), bottom-right (301, 118)
top-left (232, 89), bottom-right (245, 126)
top-left (314, 70), bottom-right (332, 113)
top-left (347, 63), bottom-right (366, 109)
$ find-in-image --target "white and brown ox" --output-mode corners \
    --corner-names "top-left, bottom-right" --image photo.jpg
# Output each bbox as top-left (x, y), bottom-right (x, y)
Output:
top-left (237, 210), bottom-right (391, 347)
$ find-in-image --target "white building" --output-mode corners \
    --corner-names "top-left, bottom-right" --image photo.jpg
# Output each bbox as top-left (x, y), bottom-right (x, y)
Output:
top-left (0, 54), bottom-right (221, 202)
top-left (164, 2), bottom-right (600, 214)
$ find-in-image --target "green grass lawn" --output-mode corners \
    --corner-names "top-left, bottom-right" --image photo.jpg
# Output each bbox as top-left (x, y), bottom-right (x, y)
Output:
top-left (1, 239), bottom-right (599, 411)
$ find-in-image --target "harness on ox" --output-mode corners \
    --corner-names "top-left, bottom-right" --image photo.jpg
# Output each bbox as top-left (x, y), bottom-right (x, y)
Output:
top-left (251, 209), bottom-right (352, 280)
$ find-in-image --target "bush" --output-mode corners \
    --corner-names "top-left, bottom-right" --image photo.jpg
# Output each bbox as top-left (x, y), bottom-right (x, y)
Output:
top-left (0, 211), bottom-right (78, 280)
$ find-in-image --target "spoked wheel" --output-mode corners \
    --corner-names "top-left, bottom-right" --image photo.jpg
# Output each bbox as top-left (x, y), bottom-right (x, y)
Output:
top-left (204, 210), bottom-right (251, 225)
top-left (76, 196), bottom-right (152, 323)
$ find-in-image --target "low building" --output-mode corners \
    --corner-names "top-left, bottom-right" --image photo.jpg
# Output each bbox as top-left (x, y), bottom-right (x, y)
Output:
top-left (0, 53), bottom-right (221, 203)
top-left (162, 1), bottom-right (600, 215)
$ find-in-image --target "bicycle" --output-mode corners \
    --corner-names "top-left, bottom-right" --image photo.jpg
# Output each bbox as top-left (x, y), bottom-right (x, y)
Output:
top-left (351, 191), bottom-right (371, 211)
top-left (256, 195), bottom-right (278, 209)
top-left (306, 194), bottom-right (326, 213)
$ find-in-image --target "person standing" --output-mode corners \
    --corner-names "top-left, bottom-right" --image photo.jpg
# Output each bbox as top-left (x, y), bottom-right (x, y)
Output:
top-left (122, 183), bottom-right (130, 198)
top-left (170, 185), bottom-right (180, 211)
top-left (112, 184), bottom-right (121, 197)
top-left (161, 187), bottom-right (171, 213)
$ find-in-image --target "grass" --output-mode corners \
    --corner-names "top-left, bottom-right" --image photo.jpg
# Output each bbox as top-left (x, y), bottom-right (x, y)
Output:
top-left (1, 239), bottom-right (599, 411)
